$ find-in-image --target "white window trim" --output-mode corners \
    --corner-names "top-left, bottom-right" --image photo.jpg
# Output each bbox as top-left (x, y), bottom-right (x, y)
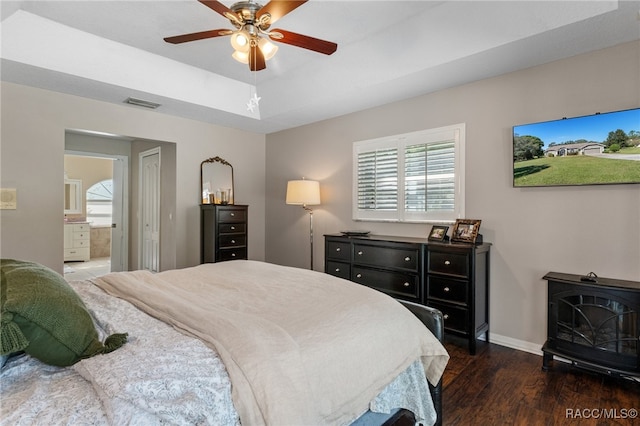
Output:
top-left (352, 123), bottom-right (465, 223)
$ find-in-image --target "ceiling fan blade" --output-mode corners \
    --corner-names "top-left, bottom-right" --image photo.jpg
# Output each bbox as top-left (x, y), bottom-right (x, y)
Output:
top-left (164, 29), bottom-right (231, 44)
top-left (249, 45), bottom-right (266, 71)
top-left (198, 0), bottom-right (233, 18)
top-left (270, 29), bottom-right (337, 55)
top-left (257, 1), bottom-right (307, 25)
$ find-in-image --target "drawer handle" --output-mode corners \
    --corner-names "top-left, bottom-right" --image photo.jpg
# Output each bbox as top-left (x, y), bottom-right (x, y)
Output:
top-left (231, 226), bottom-right (236, 230)
top-left (336, 247), bottom-right (341, 252)
top-left (444, 287), bottom-right (450, 292)
top-left (403, 282), bottom-right (410, 287)
top-left (443, 314), bottom-right (449, 320)
top-left (357, 251), bottom-right (363, 256)
top-left (444, 260), bottom-right (451, 265)
top-left (231, 253), bottom-right (236, 257)
top-left (230, 213), bottom-right (235, 217)
top-left (231, 239), bottom-right (236, 244)
top-left (335, 268), bottom-right (340, 272)
top-left (356, 273), bottom-right (362, 278)
top-left (405, 256), bottom-right (411, 262)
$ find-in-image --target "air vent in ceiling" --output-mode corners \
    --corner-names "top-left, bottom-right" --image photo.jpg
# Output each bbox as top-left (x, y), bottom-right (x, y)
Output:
top-left (124, 97), bottom-right (161, 109)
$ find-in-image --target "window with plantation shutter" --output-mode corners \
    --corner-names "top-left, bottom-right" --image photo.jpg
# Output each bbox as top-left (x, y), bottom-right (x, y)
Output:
top-left (353, 124), bottom-right (465, 222)
top-left (357, 147), bottom-right (398, 211)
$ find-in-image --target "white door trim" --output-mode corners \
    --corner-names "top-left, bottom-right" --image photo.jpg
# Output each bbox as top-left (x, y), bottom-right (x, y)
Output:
top-left (138, 147), bottom-right (161, 272)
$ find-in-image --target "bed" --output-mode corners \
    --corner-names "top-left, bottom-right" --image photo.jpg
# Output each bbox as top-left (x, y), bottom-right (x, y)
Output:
top-left (1, 259), bottom-right (448, 425)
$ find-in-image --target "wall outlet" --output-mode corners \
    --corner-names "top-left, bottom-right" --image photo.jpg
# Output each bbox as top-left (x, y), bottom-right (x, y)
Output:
top-left (0, 188), bottom-right (17, 209)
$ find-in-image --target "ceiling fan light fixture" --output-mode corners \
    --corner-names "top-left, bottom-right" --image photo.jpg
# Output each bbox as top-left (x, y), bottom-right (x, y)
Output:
top-left (232, 50), bottom-right (249, 64)
top-left (230, 31), bottom-right (250, 52)
top-left (258, 37), bottom-right (278, 60)
top-left (164, 0), bottom-right (337, 71)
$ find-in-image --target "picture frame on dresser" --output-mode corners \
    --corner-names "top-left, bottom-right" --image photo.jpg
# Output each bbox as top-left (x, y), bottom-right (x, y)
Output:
top-left (428, 226), bottom-right (449, 242)
top-left (451, 219), bottom-right (481, 243)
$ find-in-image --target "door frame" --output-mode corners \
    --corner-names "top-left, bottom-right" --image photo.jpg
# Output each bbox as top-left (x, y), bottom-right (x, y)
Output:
top-left (64, 150), bottom-right (129, 272)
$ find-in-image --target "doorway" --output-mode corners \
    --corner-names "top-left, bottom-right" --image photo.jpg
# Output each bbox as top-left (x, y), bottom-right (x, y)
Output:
top-left (65, 130), bottom-right (177, 273)
top-left (63, 151), bottom-right (129, 274)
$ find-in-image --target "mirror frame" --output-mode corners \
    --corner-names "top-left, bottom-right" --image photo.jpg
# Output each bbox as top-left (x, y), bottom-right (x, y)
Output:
top-left (201, 156), bottom-right (234, 205)
top-left (64, 178), bottom-right (83, 214)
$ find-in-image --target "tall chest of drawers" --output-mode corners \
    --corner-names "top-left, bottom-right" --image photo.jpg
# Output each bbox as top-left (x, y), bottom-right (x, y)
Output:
top-left (201, 204), bottom-right (248, 263)
top-left (426, 242), bottom-right (491, 355)
top-left (325, 233), bottom-right (491, 354)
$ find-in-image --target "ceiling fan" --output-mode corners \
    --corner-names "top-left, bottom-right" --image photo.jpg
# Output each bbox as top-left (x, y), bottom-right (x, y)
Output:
top-left (164, 0), bottom-right (338, 71)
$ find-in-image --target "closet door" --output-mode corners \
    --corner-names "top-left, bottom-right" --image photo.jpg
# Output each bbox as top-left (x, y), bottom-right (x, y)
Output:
top-left (140, 148), bottom-right (160, 272)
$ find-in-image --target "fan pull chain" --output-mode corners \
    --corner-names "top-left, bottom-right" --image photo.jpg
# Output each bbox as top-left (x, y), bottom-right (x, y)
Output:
top-left (246, 43), bottom-right (261, 113)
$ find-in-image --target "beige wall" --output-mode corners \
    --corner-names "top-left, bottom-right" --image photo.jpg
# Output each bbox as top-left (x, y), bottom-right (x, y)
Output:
top-left (0, 82), bottom-right (266, 273)
top-left (64, 155), bottom-right (113, 192)
top-left (265, 40), bottom-right (640, 353)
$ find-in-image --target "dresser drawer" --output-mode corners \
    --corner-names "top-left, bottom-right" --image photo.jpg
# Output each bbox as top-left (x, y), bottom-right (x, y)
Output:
top-left (72, 239), bottom-right (90, 248)
top-left (217, 247), bottom-right (247, 261)
top-left (352, 266), bottom-right (419, 301)
top-left (219, 234), bottom-right (246, 248)
top-left (72, 223), bottom-right (90, 232)
top-left (428, 301), bottom-right (468, 334)
top-left (218, 209), bottom-right (246, 223)
top-left (64, 247), bottom-right (90, 261)
top-left (326, 261), bottom-right (350, 280)
top-left (219, 223), bottom-right (246, 234)
top-left (428, 276), bottom-right (468, 305)
top-left (428, 251), bottom-right (469, 277)
top-left (326, 241), bottom-right (351, 261)
top-left (353, 244), bottom-right (419, 272)
top-left (73, 231), bottom-right (90, 241)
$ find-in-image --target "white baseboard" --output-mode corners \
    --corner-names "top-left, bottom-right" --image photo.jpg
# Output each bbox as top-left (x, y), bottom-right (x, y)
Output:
top-left (484, 333), bottom-right (544, 356)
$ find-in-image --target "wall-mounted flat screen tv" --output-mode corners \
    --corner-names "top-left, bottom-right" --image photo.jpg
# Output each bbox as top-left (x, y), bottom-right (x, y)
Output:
top-left (513, 108), bottom-right (640, 187)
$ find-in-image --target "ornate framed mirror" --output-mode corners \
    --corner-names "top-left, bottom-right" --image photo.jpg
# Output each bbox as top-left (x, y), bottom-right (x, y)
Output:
top-left (201, 156), bottom-right (234, 205)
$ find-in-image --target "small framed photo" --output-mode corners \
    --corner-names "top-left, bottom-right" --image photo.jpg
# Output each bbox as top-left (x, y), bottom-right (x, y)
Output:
top-left (428, 225), bottom-right (449, 242)
top-left (451, 219), bottom-right (482, 243)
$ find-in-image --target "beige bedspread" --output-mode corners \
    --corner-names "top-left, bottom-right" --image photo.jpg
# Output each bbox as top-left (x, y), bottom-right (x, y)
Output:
top-left (94, 260), bottom-right (448, 426)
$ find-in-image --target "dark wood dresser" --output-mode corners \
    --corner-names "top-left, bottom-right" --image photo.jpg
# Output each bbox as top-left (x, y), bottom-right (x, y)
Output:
top-left (425, 242), bottom-right (491, 355)
top-left (324, 233), bottom-right (491, 354)
top-left (201, 204), bottom-right (248, 263)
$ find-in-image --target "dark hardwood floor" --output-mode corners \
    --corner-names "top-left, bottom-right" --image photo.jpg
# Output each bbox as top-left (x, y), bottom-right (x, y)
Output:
top-left (441, 336), bottom-right (640, 425)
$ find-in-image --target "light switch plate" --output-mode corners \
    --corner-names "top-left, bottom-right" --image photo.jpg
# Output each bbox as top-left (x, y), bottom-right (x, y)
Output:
top-left (0, 188), bottom-right (17, 209)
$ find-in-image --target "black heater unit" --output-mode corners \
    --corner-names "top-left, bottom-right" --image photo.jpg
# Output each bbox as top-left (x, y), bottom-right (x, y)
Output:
top-left (542, 272), bottom-right (640, 378)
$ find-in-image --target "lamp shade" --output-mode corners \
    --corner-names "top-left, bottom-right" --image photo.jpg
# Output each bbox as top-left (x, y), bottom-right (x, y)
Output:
top-left (258, 37), bottom-right (278, 60)
top-left (286, 180), bottom-right (320, 206)
top-left (232, 50), bottom-right (249, 64)
top-left (230, 31), bottom-right (250, 52)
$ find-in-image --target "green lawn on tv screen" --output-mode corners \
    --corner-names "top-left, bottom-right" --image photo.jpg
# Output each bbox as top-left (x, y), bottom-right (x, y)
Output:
top-left (514, 154), bottom-right (640, 186)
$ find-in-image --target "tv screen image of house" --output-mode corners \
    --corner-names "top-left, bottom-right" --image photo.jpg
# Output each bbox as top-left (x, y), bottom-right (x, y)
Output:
top-left (513, 108), bottom-right (640, 187)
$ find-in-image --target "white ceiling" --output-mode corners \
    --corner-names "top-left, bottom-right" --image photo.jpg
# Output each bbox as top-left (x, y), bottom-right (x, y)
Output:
top-left (2, 1), bottom-right (639, 134)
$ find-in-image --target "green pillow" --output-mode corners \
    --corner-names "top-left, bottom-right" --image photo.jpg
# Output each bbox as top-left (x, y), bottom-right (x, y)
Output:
top-left (0, 259), bottom-right (127, 367)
